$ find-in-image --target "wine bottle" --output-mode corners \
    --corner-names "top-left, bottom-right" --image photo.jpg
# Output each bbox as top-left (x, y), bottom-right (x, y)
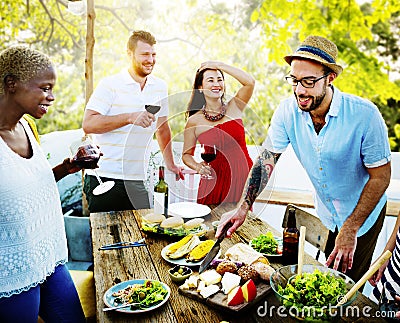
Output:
top-left (154, 166), bottom-right (169, 216)
top-left (282, 207), bottom-right (300, 265)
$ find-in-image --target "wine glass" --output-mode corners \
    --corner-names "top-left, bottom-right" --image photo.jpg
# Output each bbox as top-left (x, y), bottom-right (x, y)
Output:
top-left (200, 144), bottom-right (217, 179)
top-left (145, 95), bottom-right (162, 114)
top-left (379, 281), bottom-right (400, 322)
top-left (70, 137), bottom-right (115, 195)
top-left (145, 104), bottom-right (161, 114)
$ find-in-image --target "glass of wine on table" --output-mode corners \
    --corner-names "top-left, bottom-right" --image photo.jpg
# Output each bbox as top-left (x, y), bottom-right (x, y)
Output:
top-left (200, 144), bottom-right (217, 179)
top-left (70, 136), bottom-right (115, 195)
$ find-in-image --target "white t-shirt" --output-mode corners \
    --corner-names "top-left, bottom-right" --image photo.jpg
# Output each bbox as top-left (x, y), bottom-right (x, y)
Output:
top-left (0, 119), bottom-right (68, 298)
top-left (85, 70), bottom-right (169, 180)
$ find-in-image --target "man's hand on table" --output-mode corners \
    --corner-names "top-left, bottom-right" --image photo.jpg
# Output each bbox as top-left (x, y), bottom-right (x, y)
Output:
top-left (325, 226), bottom-right (357, 273)
top-left (215, 204), bottom-right (248, 238)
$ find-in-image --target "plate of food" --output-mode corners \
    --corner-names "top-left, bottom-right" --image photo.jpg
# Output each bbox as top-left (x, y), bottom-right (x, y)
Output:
top-left (140, 213), bottom-right (209, 237)
top-left (249, 232), bottom-right (283, 257)
top-left (168, 202), bottom-right (211, 218)
top-left (161, 234), bottom-right (218, 267)
top-left (103, 279), bottom-right (170, 313)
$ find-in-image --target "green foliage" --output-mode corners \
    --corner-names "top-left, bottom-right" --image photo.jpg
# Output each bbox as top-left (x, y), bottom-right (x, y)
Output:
top-left (253, 0), bottom-right (400, 149)
top-left (3, 0), bottom-right (400, 151)
top-left (378, 98), bottom-right (400, 151)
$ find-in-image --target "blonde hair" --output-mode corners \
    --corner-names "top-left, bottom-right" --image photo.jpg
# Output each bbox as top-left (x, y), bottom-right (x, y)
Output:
top-left (127, 30), bottom-right (156, 52)
top-left (0, 45), bottom-right (53, 95)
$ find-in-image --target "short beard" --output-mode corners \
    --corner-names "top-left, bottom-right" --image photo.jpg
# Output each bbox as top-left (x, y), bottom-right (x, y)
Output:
top-left (295, 80), bottom-right (327, 112)
top-left (133, 64), bottom-right (152, 78)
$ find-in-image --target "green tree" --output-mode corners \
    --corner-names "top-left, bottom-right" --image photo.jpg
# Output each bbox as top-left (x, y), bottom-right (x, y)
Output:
top-left (2, 0), bottom-right (400, 150)
top-left (250, 0), bottom-right (400, 148)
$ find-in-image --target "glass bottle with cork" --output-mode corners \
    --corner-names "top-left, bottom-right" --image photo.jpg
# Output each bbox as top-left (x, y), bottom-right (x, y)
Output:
top-left (282, 207), bottom-right (300, 265)
top-left (154, 166), bottom-right (169, 216)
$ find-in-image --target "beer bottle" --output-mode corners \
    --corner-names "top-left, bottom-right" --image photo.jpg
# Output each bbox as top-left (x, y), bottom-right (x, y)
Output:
top-left (282, 207), bottom-right (300, 265)
top-left (154, 166), bottom-right (169, 216)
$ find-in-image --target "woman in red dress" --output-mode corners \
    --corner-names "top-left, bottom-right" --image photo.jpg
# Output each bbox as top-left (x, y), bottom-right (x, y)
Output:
top-left (182, 61), bottom-right (255, 205)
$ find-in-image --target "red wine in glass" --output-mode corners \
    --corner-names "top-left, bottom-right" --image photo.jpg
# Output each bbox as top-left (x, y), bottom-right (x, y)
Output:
top-left (72, 144), bottom-right (100, 169)
top-left (70, 138), bottom-right (115, 195)
top-left (201, 152), bottom-right (216, 163)
top-left (200, 144), bottom-right (216, 179)
top-left (145, 105), bottom-right (161, 114)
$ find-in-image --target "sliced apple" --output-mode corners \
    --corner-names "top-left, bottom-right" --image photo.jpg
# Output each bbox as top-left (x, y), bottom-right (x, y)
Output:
top-left (241, 279), bottom-right (257, 302)
top-left (227, 286), bottom-right (244, 306)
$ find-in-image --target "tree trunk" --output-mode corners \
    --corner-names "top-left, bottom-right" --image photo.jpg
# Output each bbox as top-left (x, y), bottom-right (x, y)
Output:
top-left (82, 0), bottom-right (95, 216)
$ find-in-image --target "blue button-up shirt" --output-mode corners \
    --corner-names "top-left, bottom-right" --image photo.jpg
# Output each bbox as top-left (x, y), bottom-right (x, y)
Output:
top-left (263, 87), bottom-right (391, 236)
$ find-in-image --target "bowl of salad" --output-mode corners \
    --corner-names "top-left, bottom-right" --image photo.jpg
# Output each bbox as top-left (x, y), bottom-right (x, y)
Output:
top-left (270, 264), bottom-right (357, 322)
top-left (249, 231), bottom-right (282, 256)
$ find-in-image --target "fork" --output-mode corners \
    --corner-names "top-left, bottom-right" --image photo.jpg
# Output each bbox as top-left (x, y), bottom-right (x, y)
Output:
top-left (103, 302), bottom-right (140, 312)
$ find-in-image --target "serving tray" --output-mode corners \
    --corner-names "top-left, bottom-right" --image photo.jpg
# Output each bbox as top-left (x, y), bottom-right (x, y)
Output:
top-left (178, 281), bottom-right (272, 313)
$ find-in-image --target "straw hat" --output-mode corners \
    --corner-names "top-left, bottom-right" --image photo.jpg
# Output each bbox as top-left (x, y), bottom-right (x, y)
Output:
top-left (284, 36), bottom-right (343, 75)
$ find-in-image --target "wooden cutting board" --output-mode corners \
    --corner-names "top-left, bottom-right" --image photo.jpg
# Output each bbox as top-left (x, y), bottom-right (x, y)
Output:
top-left (178, 281), bottom-right (272, 313)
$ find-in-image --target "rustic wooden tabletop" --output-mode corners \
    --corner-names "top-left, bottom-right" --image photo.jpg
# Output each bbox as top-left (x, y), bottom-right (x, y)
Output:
top-left (90, 204), bottom-right (383, 323)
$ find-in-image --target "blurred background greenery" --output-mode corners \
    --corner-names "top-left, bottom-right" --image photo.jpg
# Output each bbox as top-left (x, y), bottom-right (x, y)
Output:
top-left (2, 0), bottom-right (400, 148)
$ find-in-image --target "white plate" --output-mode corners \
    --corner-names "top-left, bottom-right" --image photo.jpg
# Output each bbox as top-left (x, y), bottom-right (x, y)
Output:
top-left (103, 279), bottom-right (170, 313)
top-left (168, 202), bottom-right (211, 218)
top-left (161, 242), bottom-right (220, 267)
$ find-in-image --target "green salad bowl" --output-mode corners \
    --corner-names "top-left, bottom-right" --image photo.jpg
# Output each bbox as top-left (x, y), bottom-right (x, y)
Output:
top-left (270, 264), bottom-right (357, 322)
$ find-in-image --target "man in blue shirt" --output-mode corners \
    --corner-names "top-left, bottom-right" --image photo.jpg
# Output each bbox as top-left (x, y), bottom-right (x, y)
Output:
top-left (217, 35), bottom-right (391, 282)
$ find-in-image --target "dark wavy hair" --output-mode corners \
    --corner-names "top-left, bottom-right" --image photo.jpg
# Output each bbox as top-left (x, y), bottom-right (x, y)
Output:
top-left (185, 68), bottom-right (225, 119)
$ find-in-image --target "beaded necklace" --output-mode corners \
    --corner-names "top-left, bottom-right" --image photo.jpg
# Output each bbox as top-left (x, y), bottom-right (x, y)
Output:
top-left (202, 104), bottom-right (226, 122)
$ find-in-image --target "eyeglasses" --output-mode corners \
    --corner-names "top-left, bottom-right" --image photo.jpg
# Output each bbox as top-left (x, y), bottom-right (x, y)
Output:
top-left (285, 73), bottom-right (330, 88)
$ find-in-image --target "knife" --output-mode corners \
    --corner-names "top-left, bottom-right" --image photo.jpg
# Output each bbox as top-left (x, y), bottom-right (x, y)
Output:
top-left (199, 221), bottom-right (233, 274)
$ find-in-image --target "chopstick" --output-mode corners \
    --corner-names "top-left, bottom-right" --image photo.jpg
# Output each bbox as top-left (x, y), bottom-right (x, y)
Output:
top-left (99, 238), bottom-right (146, 250)
top-left (297, 226), bottom-right (306, 276)
top-left (101, 238), bottom-right (145, 248)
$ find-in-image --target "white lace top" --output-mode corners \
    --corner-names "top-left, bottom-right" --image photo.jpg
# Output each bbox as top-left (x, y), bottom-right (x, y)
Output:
top-left (0, 119), bottom-right (68, 298)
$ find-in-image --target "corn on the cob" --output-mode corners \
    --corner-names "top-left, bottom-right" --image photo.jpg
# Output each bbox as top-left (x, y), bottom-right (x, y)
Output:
top-left (168, 235), bottom-right (201, 259)
top-left (186, 240), bottom-right (215, 262)
top-left (167, 234), bottom-right (193, 255)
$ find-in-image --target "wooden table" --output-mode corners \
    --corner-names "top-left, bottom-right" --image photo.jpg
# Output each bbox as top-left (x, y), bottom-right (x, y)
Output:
top-left (90, 204), bottom-right (383, 322)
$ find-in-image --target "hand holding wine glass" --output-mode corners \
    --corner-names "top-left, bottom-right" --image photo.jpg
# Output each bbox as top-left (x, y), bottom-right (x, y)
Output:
top-left (70, 137), bottom-right (115, 195)
top-left (200, 144), bottom-right (217, 179)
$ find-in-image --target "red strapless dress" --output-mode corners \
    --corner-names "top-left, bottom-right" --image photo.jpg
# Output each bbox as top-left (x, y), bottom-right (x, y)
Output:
top-left (197, 119), bottom-right (253, 205)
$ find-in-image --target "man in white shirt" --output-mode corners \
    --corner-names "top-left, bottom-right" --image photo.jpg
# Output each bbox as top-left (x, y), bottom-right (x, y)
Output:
top-left (82, 30), bottom-right (183, 212)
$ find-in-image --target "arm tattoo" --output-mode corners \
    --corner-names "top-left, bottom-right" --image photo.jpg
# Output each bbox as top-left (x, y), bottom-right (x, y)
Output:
top-left (243, 149), bottom-right (280, 208)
